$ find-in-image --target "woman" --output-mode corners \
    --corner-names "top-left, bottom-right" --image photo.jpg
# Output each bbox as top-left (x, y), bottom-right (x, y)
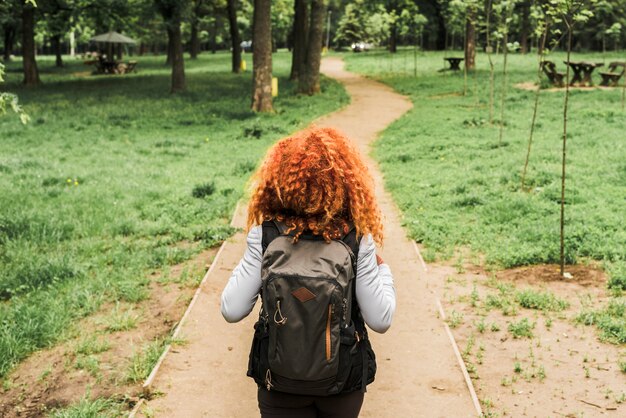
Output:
top-left (221, 127), bottom-right (396, 418)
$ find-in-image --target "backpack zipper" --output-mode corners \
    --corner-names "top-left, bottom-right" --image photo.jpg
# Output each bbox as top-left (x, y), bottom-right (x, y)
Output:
top-left (326, 304), bottom-right (333, 361)
top-left (265, 369), bottom-right (273, 391)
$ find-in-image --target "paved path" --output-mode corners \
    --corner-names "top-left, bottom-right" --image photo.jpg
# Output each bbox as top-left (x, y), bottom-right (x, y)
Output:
top-left (136, 58), bottom-right (477, 418)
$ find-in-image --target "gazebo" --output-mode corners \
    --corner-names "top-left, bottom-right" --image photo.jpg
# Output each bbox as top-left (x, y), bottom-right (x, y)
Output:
top-left (88, 31), bottom-right (138, 74)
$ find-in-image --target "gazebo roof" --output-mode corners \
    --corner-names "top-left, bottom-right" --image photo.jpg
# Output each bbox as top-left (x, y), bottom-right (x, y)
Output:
top-left (89, 31), bottom-right (137, 44)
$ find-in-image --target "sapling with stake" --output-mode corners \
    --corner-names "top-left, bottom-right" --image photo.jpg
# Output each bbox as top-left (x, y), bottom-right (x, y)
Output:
top-left (497, 0), bottom-right (518, 146)
top-left (547, 0), bottom-right (596, 277)
top-left (486, 0), bottom-right (496, 124)
top-left (521, 12), bottom-right (550, 191)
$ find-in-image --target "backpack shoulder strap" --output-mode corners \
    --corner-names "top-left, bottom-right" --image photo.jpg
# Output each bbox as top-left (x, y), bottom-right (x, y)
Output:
top-left (341, 225), bottom-right (360, 267)
top-left (261, 220), bottom-right (281, 255)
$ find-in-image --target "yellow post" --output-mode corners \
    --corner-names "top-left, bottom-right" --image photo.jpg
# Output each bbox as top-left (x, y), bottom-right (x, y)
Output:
top-left (322, 47), bottom-right (328, 55)
top-left (240, 59), bottom-right (247, 71)
top-left (272, 77), bottom-right (278, 97)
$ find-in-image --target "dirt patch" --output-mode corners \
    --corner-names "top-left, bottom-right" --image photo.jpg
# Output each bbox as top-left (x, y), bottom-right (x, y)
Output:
top-left (0, 246), bottom-right (219, 417)
top-left (439, 261), bottom-right (626, 417)
top-left (514, 82), bottom-right (620, 92)
top-left (429, 91), bottom-right (463, 99)
top-left (496, 264), bottom-right (607, 288)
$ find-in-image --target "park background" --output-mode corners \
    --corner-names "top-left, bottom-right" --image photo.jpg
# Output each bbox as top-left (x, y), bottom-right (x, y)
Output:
top-left (1, 0), bottom-right (625, 417)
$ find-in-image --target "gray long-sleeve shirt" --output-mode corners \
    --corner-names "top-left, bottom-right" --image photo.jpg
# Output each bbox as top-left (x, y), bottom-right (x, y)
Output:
top-left (220, 226), bottom-right (396, 333)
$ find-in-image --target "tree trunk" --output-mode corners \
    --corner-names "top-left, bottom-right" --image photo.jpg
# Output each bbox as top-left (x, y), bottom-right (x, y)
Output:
top-left (21, 5), bottom-right (40, 86)
top-left (227, 0), bottom-right (242, 73)
top-left (190, 20), bottom-right (200, 59)
top-left (464, 10), bottom-right (476, 71)
top-left (170, 20), bottom-right (186, 93)
top-left (211, 17), bottom-right (218, 54)
top-left (252, 0), bottom-right (273, 112)
top-left (166, 26), bottom-right (174, 65)
top-left (520, 1), bottom-right (530, 54)
top-left (290, 0), bottom-right (308, 81)
top-left (389, 22), bottom-right (397, 53)
top-left (3, 26), bottom-right (16, 61)
top-left (52, 34), bottom-right (63, 67)
top-left (435, 2), bottom-right (447, 50)
top-left (299, 0), bottom-right (325, 95)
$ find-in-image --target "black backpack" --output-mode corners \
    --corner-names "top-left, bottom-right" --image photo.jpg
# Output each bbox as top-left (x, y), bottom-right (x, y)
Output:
top-left (246, 220), bottom-right (376, 396)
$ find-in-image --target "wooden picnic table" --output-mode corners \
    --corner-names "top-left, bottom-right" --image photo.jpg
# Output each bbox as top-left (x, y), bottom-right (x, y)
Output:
top-left (599, 62), bottom-right (626, 87)
top-left (563, 61), bottom-right (603, 87)
top-left (444, 57), bottom-right (464, 71)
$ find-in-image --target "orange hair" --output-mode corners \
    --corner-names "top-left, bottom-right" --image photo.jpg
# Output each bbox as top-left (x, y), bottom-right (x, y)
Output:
top-left (247, 127), bottom-right (383, 245)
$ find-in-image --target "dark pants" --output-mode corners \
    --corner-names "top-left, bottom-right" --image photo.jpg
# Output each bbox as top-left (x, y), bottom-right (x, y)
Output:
top-left (258, 388), bottom-right (364, 418)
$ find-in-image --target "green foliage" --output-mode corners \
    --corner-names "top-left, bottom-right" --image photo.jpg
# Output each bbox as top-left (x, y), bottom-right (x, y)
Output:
top-left (335, 0), bottom-right (392, 46)
top-left (607, 262), bottom-right (626, 292)
top-left (576, 298), bottom-right (626, 344)
top-left (0, 52), bottom-right (348, 378)
top-left (126, 337), bottom-right (168, 383)
top-left (508, 317), bottom-right (535, 338)
top-left (516, 288), bottom-right (569, 311)
top-left (192, 182), bottom-right (216, 198)
top-left (0, 63), bottom-right (29, 124)
top-left (48, 395), bottom-right (123, 418)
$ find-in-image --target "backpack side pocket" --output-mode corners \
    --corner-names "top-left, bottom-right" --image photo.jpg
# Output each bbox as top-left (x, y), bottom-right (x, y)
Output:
top-left (247, 318), bottom-right (270, 386)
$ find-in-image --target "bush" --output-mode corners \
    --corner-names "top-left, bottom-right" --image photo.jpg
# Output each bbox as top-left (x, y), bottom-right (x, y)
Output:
top-left (191, 182), bottom-right (215, 198)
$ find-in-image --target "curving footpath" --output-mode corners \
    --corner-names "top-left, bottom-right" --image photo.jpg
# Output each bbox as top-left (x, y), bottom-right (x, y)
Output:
top-left (134, 57), bottom-right (478, 418)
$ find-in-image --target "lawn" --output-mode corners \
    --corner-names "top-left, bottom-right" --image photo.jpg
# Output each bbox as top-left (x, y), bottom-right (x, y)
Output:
top-left (343, 49), bottom-right (625, 283)
top-left (343, 49), bottom-right (626, 415)
top-left (0, 51), bottom-right (349, 379)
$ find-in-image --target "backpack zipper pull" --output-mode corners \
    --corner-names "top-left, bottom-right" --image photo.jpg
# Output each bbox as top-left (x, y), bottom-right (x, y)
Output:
top-left (273, 300), bottom-right (287, 326)
top-left (342, 298), bottom-right (348, 324)
top-left (265, 369), bottom-right (273, 391)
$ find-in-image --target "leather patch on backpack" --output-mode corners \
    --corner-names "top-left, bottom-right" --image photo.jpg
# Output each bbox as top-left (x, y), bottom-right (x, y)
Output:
top-left (291, 287), bottom-right (316, 303)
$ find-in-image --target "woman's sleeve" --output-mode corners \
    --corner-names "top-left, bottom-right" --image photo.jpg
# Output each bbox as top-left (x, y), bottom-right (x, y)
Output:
top-left (220, 226), bottom-right (263, 323)
top-left (355, 234), bottom-right (396, 333)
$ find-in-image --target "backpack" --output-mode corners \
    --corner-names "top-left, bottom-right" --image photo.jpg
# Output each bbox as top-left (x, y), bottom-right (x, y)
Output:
top-left (246, 220), bottom-right (377, 396)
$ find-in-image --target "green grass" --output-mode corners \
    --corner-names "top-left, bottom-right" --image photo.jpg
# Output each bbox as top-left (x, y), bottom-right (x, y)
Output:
top-left (0, 52), bottom-right (348, 378)
top-left (515, 288), bottom-right (569, 311)
top-left (576, 298), bottom-right (626, 344)
top-left (47, 395), bottom-right (124, 418)
top-left (508, 317), bottom-right (535, 339)
top-left (343, 49), bottom-right (626, 276)
top-left (126, 337), bottom-right (168, 384)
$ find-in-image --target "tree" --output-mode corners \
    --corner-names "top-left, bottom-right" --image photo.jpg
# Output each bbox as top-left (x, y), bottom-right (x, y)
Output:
top-left (545, 0), bottom-right (597, 277)
top-left (464, 3), bottom-right (476, 71)
top-left (298, 0), bottom-right (326, 95)
top-left (1, 2), bottom-right (20, 62)
top-left (519, 1), bottom-right (531, 53)
top-left (227, 0), bottom-right (242, 72)
top-left (290, 0), bottom-right (308, 80)
top-left (335, 0), bottom-right (391, 48)
top-left (251, 0), bottom-right (272, 112)
top-left (189, 0), bottom-right (204, 59)
top-left (40, 0), bottom-right (74, 67)
top-left (21, 1), bottom-right (40, 86)
top-left (155, 0), bottom-right (187, 93)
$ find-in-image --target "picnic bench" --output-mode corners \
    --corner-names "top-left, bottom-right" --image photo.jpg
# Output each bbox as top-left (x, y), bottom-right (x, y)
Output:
top-left (599, 62), bottom-right (625, 87)
top-left (443, 57), bottom-right (464, 71)
top-left (564, 61), bottom-right (603, 87)
top-left (88, 58), bottom-right (138, 75)
top-left (541, 60), bottom-right (565, 87)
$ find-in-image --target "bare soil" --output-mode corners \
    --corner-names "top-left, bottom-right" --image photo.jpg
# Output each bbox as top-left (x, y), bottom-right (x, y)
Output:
top-left (438, 259), bottom-right (626, 417)
top-left (514, 82), bottom-right (620, 92)
top-left (0, 247), bottom-right (218, 417)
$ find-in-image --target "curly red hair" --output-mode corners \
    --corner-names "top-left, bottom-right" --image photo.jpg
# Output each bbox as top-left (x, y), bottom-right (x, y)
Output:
top-left (247, 127), bottom-right (383, 245)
